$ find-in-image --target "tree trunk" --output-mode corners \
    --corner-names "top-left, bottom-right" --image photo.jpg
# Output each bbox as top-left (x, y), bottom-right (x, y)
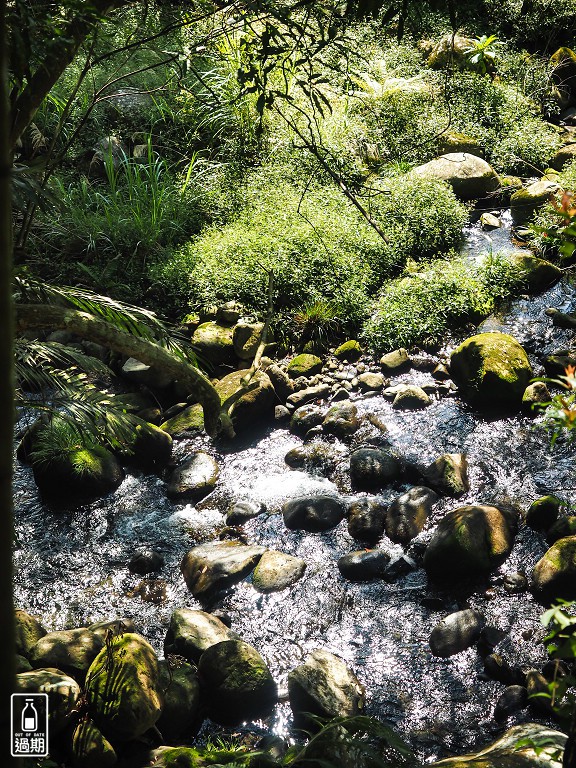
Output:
top-left (15, 303), bottom-right (235, 439)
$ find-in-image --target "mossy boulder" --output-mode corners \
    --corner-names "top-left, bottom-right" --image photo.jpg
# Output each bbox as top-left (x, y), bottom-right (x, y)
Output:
top-left (550, 143), bottom-right (576, 171)
top-left (510, 180), bottom-right (560, 224)
top-left (551, 47), bottom-right (576, 105)
top-left (423, 453), bottom-right (469, 497)
top-left (525, 496), bottom-right (561, 531)
top-left (333, 340), bottom-right (362, 362)
top-left (532, 535), bottom-right (576, 601)
top-left (380, 347), bottom-right (410, 374)
top-left (164, 608), bottom-right (239, 663)
top-left (232, 321), bottom-right (265, 360)
top-left (29, 628), bottom-right (104, 682)
top-left (215, 369), bottom-right (276, 430)
top-left (198, 640), bottom-right (278, 725)
top-left (287, 353), bottom-right (323, 379)
top-left (438, 131), bottom-right (483, 157)
top-left (17, 669), bottom-right (81, 735)
top-left (192, 321), bottom-right (235, 365)
top-left (69, 719), bottom-right (117, 768)
top-left (122, 423), bottom-right (173, 472)
top-left (86, 633), bottom-right (163, 741)
top-left (160, 403), bottom-right (204, 436)
top-left (424, 504), bottom-right (517, 579)
top-left (157, 660), bottom-right (202, 742)
top-left (450, 333), bottom-right (532, 409)
top-left (14, 609), bottom-right (47, 658)
top-left (506, 253), bottom-right (562, 293)
top-left (32, 446), bottom-right (124, 503)
top-left (412, 153), bottom-right (500, 200)
top-left (427, 34), bottom-right (483, 72)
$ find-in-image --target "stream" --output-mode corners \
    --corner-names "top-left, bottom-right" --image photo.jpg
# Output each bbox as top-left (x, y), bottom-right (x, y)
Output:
top-left (13, 212), bottom-right (576, 763)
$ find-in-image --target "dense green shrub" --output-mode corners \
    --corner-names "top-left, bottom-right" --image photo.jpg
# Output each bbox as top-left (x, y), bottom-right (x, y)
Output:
top-left (362, 252), bottom-right (526, 352)
top-left (533, 159), bottom-right (576, 257)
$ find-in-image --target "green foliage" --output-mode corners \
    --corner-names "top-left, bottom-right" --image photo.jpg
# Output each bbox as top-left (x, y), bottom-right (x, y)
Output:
top-left (463, 35), bottom-right (500, 76)
top-left (362, 252), bottom-right (525, 352)
top-left (533, 175), bottom-right (576, 261)
top-left (29, 417), bottom-right (101, 473)
top-left (481, 0), bottom-right (576, 50)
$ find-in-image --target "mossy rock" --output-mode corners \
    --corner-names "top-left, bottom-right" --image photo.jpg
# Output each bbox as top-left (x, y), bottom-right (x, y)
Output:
top-left (198, 640), bottom-right (278, 725)
top-left (547, 516), bottom-right (576, 545)
top-left (450, 332), bottom-right (532, 409)
top-left (525, 496), bottom-right (561, 531)
top-left (157, 660), bottom-right (202, 742)
top-left (122, 422), bottom-right (173, 472)
top-left (14, 609), bottom-right (47, 658)
top-left (86, 633), bottom-right (163, 741)
top-left (532, 535), bottom-right (576, 601)
top-left (161, 403), bottom-right (204, 436)
top-left (510, 180), bottom-right (559, 224)
top-left (17, 669), bottom-right (81, 735)
top-left (287, 353), bottom-right (323, 379)
top-left (29, 628), bottom-right (104, 682)
top-left (550, 143), bottom-right (576, 171)
top-left (551, 47), bottom-right (576, 104)
top-left (192, 321), bottom-right (235, 365)
top-left (424, 504), bottom-right (517, 579)
top-left (32, 446), bottom-right (124, 503)
top-left (411, 153), bottom-right (500, 200)
top-left (333, 340), bottom-right (362, 362)
top-left (69, 719), bottom-right (117, 768)
top-left (438, 131), bottom-right (483, 157)
top-left (506, 253), bottom-right (562, 293)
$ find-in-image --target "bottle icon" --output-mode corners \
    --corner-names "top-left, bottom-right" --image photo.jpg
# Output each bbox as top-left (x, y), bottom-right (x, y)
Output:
top-left (22, 699), bottom-right (38, 732)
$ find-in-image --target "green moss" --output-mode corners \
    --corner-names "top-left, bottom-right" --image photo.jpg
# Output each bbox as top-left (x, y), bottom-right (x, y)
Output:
top-left (334, 340), bottom-right (362, 361)
top-left (161, 403), bottom-right (204, 435)
top-left (287, 353), bottom-right (323, 378)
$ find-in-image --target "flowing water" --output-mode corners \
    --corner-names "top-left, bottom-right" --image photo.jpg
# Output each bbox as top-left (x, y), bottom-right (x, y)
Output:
top-left (13, 215), bottom-right (576, 762)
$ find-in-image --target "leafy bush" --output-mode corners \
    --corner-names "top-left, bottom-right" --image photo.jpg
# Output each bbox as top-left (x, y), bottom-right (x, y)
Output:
top-left (362, 252), bottom-right (525, 352)
top-left (533, 159), bottom-right (576, 257)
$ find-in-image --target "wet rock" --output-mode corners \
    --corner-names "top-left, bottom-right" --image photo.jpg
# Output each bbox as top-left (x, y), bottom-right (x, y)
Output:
top-left (450, 333), bottom-right (532, 409)
top-left (17, 669), bottom-right (81, 735)
top-left (546, 308), bottom-right (576, 330)
top-left (385, 486), bottom-right (438, 544)
top-left (412, 153), bottom-right (500, 200)
top-left (526, 670), bottom-right (555, 715)
top-left (216, 369), bottom-right (276, 430)
top-left (392, 384), bottom-right (431, 410)
top-left (287, 383), bottom-right (330, 407)
top-left (226, 499), bottom-right (266, 524)
top-left (267, 364), bottom-right (294, 401)
top-left (429, 609), bottom-right (485, 657)
top-left (129, 549), bottom-right (164, 575)
top-left (233, 321), bottom-right (264, 360)
top-left (349, 447), bottom-right (403, 491)
top-left (288, 649), bottom-right (364, 729)
top-left (484, 653), bottom-right (516, 684)
top-left (157, 660), bottom-right (202, 742)
top-left (29, 628), bottom-right (104, 682)
top-left (160, 403), bottom-right (204, 436)
top-left (433, 363), bottom-right (451, 381)
top-left (334, 340), bottom-right (362, 362)
top-left (14, 609), bottom-right (47, 658)
top-left (322, 402), bottom-right (360, 439)
top-left (347, 498), bottom-right (387, 543)
top-left (477, 626), bottom-right (507, 657)
top-left (290, 404), bottom-right (325, 435)
top-left (69, 719), bottom-right (117, 768)
top-left (481, 212), bottom-right (501, 229)
top-left (532, 535), bottom-right (576, 601)
top-left (423, 453), bottom-right (469, 497)
top-left (331, 387), bottom-right (351, 401)
top-left (164, 608), bottom-right (239, 663)
top-left (337, 549), bottom-right (391, 581)
top-left (192, 321), bottom-right (235, 365)
top-left (253, 550), bottom-right (307, 592)
top-left (506, 253), bottom-right (562, 293)
top-left (357, 372), bottom-right (385, 391)
top-left (494, 686), bottom-right (528, 721)
top-left (424, 505), bottom-right (517, 579)
top-left (198, 640), bottom-right (278, 725)
top-left (287, 354), bottom-right (323, 379)
top-left (181, 541), bottom-right (265, 598)
top-left (284, 443), bottom-right (337, 475)
top-left (283, 495), bottom-right (346, 532)
top-left (123, 423), bottom-right (173, 472)
top-left (511, 180), bottom-right (560, 225)
top-left (380, 348), bottom-right (411, 374)
top-left (384, 553), bottom-right (417, 581)
top-left (522, 381), bottom-right (551, 415)
top-left (429, 723), bottom-right (566, 768)
top-left (503, 571), bottom-right (529, 593)
top-left (32, 446), bottom-right (124, 503)
top-left (547, 516), bottom-right (576, 544)
top-left (86, 633), bottom-right (163, 741)
top-left (275, 404), bottom-right (291, 421)
top-left (525, 496), bottom-right (561, 531)
top-left (167, 452), bottom-right (219, 502)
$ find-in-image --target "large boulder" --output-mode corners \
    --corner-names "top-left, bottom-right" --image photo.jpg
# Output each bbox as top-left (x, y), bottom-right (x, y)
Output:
top-left (288, 649), bottom-right (364, 729)
top-left (424, 504), bottom-right (517, 579)
top-left (192, 321), bottom-right (235, 365)
top-left (385, 486), bottom-right (438, 544)
top-left (32, 446), bottom-right (124, 503)
top-left (411, 153), bottom-right (500, 200)
top-left (233, 321), bottom-right (265, 360)
top-left (216, 369), bottom-right (276, 431)
top-left (532, 536), bottom-right (576, 601)
top-left (164, 608), bottom-right (239, 663)
top-left (429, 609), bottom-right (485, 657)
top-left (14, 609), bottom-right (47, 658)
top-left (283, 495), bottom-right (346, 532)
top-left (166, 451), bottom-right (219, 502)
top-left (197, 640), bottom-right (278, 725)
top-left (180, 541), bottom-right (265, 598)
top-left (17, 669), bottom-right (81, 736)
top-left (86, 633), bottom-right (163, 742)
top-left (157, 660), bottom-right (202, 742)
top-left (450, 333), bottom-right (532, 409)
top-left (423, 453), bottom-right (469, 497)
top-left (349, 447), bottom-right (403, 490)
top-left (29, 628), bottom-right (104, 682)
top-left (505, 253), bottom-right (562, 293)
top-left (427, 34), bottom-right (481, 71)
top-left (511, 180), bottom-right (560, 224)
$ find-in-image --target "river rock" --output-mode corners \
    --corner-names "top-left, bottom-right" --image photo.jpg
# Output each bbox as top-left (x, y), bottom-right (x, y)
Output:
top-left (287, 383), bottom-right (330, 407)
top-left (288, 649), bottom-right (364, 728)
top-left (392, 384), bottom-right (431, 409)
top-left (522, 381), bottom-right (551, 414)
top-left (385, 486), bottom-right (438, 544)
top-left (89, 618), bottom-right (135, 639)
top-left (252, 550), bottom-right (307, 592)
top-left (166, 451), bottom-right (219, 502)
top-left (412, 153), bottom-right (500, 200)
top-left (14, 609), bottom-right (47, 658)
top-left (430, 723), bottom-right (566, 767)
top-left (347, 498), bottom-right (387, 543)
top-left (157, 660), bottom-right (202, 741)
top-left (547, 516), bottom-right (576, 544)
top-left (284, 443), bottom-right (337, 475)
top-left (198, 640), bottom-right (278, 725)
top-left (429, 609), bottom-right (485, 657)
top-left (283, 495), bottom-right (346, 532)
top-left (32, 446), bottom-right (124, 503)
top-left (192, 321), bottom-right (235, 365)
top-left (181, 541), bottom-right (265, 598)
top-left (334, 340), bottom-right (362, 362)
top-left (551, 143), bottom-right (576, 170)
top-left (423, 453), bottom-right (469, 497)
top-left (526, 670), bottom-right (555, 715)
top-left (86, 632), bottom-right (163, 741)
top-left (160, 403), bottom-right (204, 436)
top-left (287, 354), bottom-right (323, 379)
top-left (424, 505), bottom-right (517, 579)
top-left (337, 549), bottom-right (391, 581)
top-left (70, 719), bottom-right (117, 768)
top-left (128, 549), bottom-right (164, 575)
top-left (450, 332), bottom-right (532, 409)
top-left (216, 369), bottom-right (276, 430)
top-left (226, 499), bottom-right (266, 524)
top-left (233, 321), bottom-right (264, 360)
top-left (322, 402), bottom-right (360, 439)
top-left (506, 253), bottom-right (562, 293)
top-left (124, 423), bottom-right (173, 472)
top-left (532, 535), bottom-right (576, 601)
top-left (164, 608), bottom-right (239, 662)
top-left (266, 363), bottom-right (294, 401)
top-left (358, 372), bottom-right (385, 391)
top-left (29, 628), bottom-right (104, 682)
top-left (17, 668), bottom-right (81, 735)
top-left (350, 447), bottom-right (402, 490)
top-left (494, 685), bottom-right (528, 721)
top-left (544, 351), bottom-right (576, 378)
top-left (380, 348), bottom-right (411, 374)
top-left (511, 180), bottom-right (560, 224)
top-left (480, 212), bottom-right (501, 229)
top-left (290, 404), bottom-right (325, 435)
top-left (525, 496), bottom-right (561, 531)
